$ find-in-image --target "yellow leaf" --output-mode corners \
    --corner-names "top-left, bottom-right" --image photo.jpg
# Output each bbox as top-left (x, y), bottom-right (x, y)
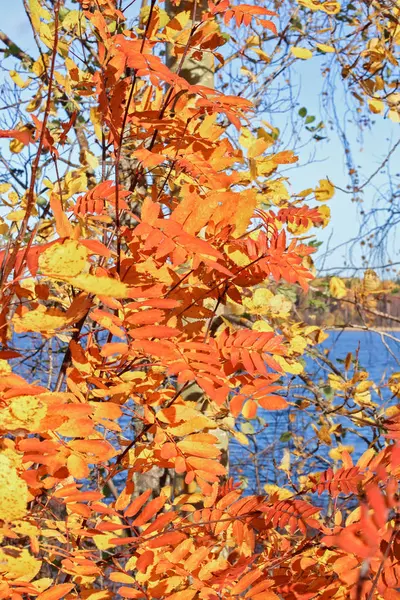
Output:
top-left (93, 516), bottom-right (123, 550)
top-left (62, 9), bottom-right (87, 32)
top-left (39, 239), bottom-right (88, 278)
top-left (315, 178), bottom-right (334, 201)
top-left (70, 273), bottom-right (130, 298)
top-left (31, 57), bottom-right (47, 77)
top-left (354, 390), bottom-right (374, 406)
top-left (12, 520), bottom-right (39, 537)
top-left (311, 423), bottom-right (332, 445)
top-left (232, 430), bottom-right (249, 445)
top-left (10, 138), bottom-right (25, 153)
top-left (329, 445), bottom-right (354, 462)
top-left (13, 305), bottom-right (70, 334)
top-left (298, 0), bottom-right (341, 13)
top-left (6, 209), bottom-right (25, 221)
top-left (0, 394), bottom-right (47, 431)
top-left (252, 320), bottom-right (273, 332)
top-left (33, 578), bottom-right (53, 594)
top-left (267, 293), bottom-right (293, 317)
top-left (9, 70), bottom-right (31, 88)
top-left (239, 128), bottom-right (256, 150)
top-left (248, 138), bottom-right (270, 159)
top-left (165, 9), bottom-right (191, 44)
top-left (316, 43), bottom-right (335, 53)
top-left (345, 506), bottom-right (361, 526)
top-left (363, 269), bottom-right (380, 292)
top-left (38, 22), bottom-right (55, 50)
top-left (389, 110), bottom-right (400, 123)
top-left (317, 204), bottom-right (330, 227)
top-left (273, 355), bottom-right (303, 374)
top-left (279, 448), bottom-right (290, 472)
top-left (252, 48), bottom-right (270, 62)
top-left (368, 98), bottom-right (384, 114)
top-left (169, 416), bottom-right (217, 436)
top-left (388, 373), bottom-right (400, 397)
top-left (90, 106), bottom-right (103, 141)
top-left (83, 150), bottom-right (99, 170)
top-left (0, 546), bottom-right (41, 581)
top-left (243, 288), bottom-right (272, 314)
top-left (0, 453), bottom-right (28, 522)
top-left (225, 245), bottom-right (249, 266)
top-left (263, 179), bottom-right (290, 205)
top-left (264, 484), bottom-right (293, 499)
top-left (329, 276), bottom-right (347, 299)
top-left (291, 46), bottom-right (313, 60)
top-left (328, 373), bottom-right (345, 391)
top-left (64, 170), bottom-right (88, 198)
top-left (289, 335), bottom-right (307, 354)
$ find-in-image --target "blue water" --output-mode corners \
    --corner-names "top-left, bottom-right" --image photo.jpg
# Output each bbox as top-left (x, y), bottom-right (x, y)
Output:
top-left (10, 329), bottom-right (400, 494)
top-left (229, 330), bottom-right (400, 493)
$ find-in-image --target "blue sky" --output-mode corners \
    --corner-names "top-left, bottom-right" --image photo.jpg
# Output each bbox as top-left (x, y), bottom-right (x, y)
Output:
top-left (1, 3), bottom-right (399, 274)
top-left (281, 58), bottom-right (400, 273)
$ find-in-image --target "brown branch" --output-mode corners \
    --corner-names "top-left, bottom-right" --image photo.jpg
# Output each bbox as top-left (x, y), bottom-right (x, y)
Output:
top-left (0, 2), bottom-right (60, 286)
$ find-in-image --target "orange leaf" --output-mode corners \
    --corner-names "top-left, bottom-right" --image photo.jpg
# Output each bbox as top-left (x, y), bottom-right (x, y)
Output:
top-left (147, 531), bottom-right (186, 549)
top-left (109, 573), bottom-right (136, 584)
top-left (129, 325), bottom-right (179, 340)
top-left (118, 587), bottom-right (143, 598)
top-left (136, 550), bottom-right (154, 572)
top-left (258, 396), bottom-right (288, 410)
top-left (124, 489), bottom-right (152, 518)
top-left (176, 440), bottom-right (220, 459)
top-left (231, 568), bottom-right (262, 594)
top-left (68, 439), bottom-right (116, 462)
top-left (50, 193), bottom-right (73, 238)
top-left (165, 590), bottom-right (196, 600)
top-left (132, 495), bottom-right (167, 526)
top-left (0, 128), bottom-right (34, 145)
top-left (37, 584), bottom-right (75, 600)
top-left (133, 148), bottom-right (165, 168)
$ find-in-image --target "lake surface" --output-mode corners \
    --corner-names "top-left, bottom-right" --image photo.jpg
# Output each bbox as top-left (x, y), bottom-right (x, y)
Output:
top-left (11, 329), bottom-right (400, 494)
top-left (229, 329), bottom-right (400, 493)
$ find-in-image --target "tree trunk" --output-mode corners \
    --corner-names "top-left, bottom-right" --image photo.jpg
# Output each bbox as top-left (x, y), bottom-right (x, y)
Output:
top-left (165, 0), bottom-right (214, 89)
top-left (135, 0), bottom-right (230, 499)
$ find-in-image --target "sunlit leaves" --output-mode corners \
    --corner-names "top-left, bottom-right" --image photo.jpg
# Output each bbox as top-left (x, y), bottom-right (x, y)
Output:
top-left (291, 46), bottom-right (313, 60)
top-left (0, 0), bottom-right (393, 597)
top-left (315, 178), bottom-right (335, 201)
top-left (329, 276), bottom-right (347, 299)
top-left (297, 0), bottom-right (341, 13)
top-left (39, 240), bottom-right (88, 278)
top-left (0, 453), bottom-right (28, 521)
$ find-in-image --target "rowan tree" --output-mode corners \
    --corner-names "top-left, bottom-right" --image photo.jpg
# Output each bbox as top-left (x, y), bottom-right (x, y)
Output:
top-left (0, 1), bottom-right (400, 600)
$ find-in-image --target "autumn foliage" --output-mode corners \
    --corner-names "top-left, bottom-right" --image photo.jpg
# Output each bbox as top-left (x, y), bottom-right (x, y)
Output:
top-left (0, 0), bottom-right (399, 599)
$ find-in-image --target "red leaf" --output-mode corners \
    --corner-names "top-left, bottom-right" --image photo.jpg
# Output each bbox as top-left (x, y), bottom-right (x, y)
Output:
top-left (0, 128), bottom-right (33, 145)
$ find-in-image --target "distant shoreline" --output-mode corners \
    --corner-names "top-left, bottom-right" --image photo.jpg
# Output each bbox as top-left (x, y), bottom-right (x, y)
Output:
top-left (326, 327), bottom-right (400, 332)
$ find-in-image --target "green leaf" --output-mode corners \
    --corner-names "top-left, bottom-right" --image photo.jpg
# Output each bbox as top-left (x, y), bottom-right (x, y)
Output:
top-left (305, 115), bottom-right (315, 124)
top-left (280, 432), bottom-right (292, 442)
top-left (298, 107), bottom-right (307, 118)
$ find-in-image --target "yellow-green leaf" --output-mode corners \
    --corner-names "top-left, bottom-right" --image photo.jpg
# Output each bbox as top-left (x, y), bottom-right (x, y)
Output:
top-left (316, 43), bottom-right (335, 53)
top-left (329, 276), bottom-right (347, 299)
top-left (291, 47), bottom-right (313, 60)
